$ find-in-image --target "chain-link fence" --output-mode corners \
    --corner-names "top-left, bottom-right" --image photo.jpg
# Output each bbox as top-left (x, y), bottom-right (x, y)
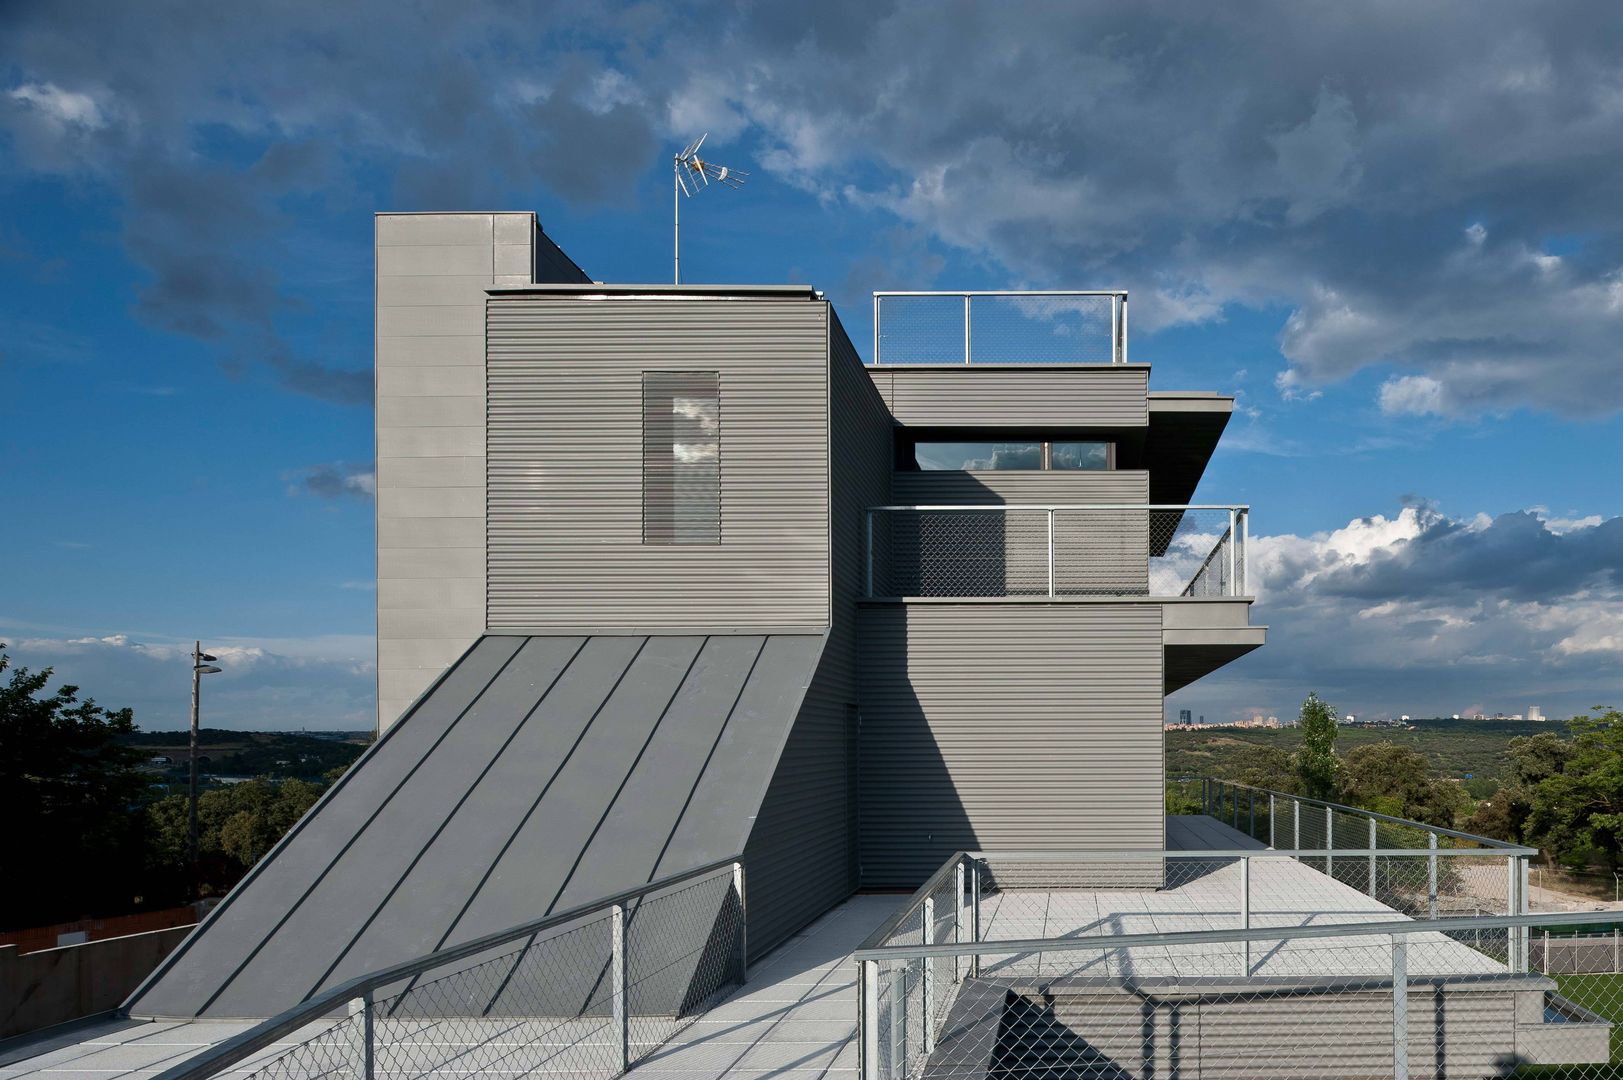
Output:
top-left (858, 911), bottom-right (1623, 1080)
top-left (865, 506), bottom-right (1247, 598)
top-left (1533, 929), bottom-right (1623, 975)
top-left (156, 860), bottom-right (747, 1080)
top-left (872, 292), bottom-right (1126, 365)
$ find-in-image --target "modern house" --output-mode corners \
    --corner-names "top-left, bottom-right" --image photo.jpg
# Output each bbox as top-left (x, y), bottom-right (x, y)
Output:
top-left (19, 212), bottom-right (1602, 1080)
top-left (121, 212), bottom-right (1261, 1019)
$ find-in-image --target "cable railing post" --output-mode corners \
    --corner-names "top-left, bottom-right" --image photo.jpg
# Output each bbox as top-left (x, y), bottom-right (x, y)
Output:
top-left (611, 902), bottom-right (628, 1073)
top-left (1544, 930), bottom-right (1551, 975)
top-left (1046, 508), bottom-right (1055, 597)
top-left (1269, 792), bottom-right (1276, 849)
top-left (1614, 928), bottom-right (1619, 974)
top-left (1248, 789), bottom-right (1255, 839)
top-left (1239, 854), bottom-right (1251, 976)
top-left (955, 859), bottom-right (966, 984)
top-left (861, 959), bottom-right (879, 1080)
top-left (1368, 818), bottom-right (1378, 897)
top-left (1227, 507), bottom-right (1238, 595)
top-left (1506, 856), bottom-right (1519, 971)
top-left (921, 896), bottom-right (935, 1055)
top-left (1110, 294), bottom-right (1120, 364)
top-left (733, 860), bottom-right (748, 984)
top-left (1520, 856), bottom-right (1531, 972)
top-left (963, 293), bottom-right (971, 365)
top-left (972, 859), bottom-right (983, 978)
top-left (873, 294), bottom-right (880, 366)
top-left (349, 991), bottom-right (374, 1080)
top-left (1120, 293), bottom-right (1128, 364)
top-left (1239, 507), bottom-right (1249, 594)
top-left (1293, 797), bottom-right (1301, 859)
top-left (889, 965), bottom-right (907, 1080)
top-left (1392, 934), bottom-right (1409, 1080)
top-left (1232, 785), bottom-right (1240, 831)
top-left (1428, 833), bottom-right (1438, 919)
top-left (1326, 807), bottom-right (1335, 877)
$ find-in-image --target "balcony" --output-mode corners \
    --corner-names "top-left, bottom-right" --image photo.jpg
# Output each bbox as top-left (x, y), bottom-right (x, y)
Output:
top-left (862, 504), bottom-right (1248, 599)
top-left (872, 291), bottom-right (1130, 365)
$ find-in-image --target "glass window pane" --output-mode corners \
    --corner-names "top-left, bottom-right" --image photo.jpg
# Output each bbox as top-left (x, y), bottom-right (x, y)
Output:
top-left (1050, 441), bottom-right (1110, 470)
top-left (913, 441), bottom-right (1042, 470)
top-left (643, 372), bottom-right (720, 543)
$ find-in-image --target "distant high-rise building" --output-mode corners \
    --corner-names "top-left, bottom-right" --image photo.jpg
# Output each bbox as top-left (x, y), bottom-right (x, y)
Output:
top-left (1179, 708), bottom-right (1192, 724)
top-left (1529, 705), bottom-right (1545, 722)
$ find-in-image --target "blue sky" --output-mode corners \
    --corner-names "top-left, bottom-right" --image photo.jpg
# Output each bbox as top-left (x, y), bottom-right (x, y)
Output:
top-left (3, 3), bottom-right (1622, 730)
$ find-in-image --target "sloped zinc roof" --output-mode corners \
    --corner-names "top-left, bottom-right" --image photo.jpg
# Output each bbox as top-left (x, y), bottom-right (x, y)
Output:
top-left (128, 632), bottom-right (824, 1019)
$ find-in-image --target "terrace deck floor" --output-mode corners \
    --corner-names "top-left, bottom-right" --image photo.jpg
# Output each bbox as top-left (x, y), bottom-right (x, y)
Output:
top-left (0, 817), bottom-right (1505, 1080)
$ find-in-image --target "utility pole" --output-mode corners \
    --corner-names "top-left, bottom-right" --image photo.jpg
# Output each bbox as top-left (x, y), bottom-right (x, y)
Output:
top-left (189, 642), bottom-right (222, 900)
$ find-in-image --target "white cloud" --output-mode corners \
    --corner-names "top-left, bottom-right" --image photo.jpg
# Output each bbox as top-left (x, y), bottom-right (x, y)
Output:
top-left (2, 630), bottom-right (375, 730)
top-left (8, 81), bottom-right (110, 131)
top-left (1378, 374), bottom-right (1446, 416)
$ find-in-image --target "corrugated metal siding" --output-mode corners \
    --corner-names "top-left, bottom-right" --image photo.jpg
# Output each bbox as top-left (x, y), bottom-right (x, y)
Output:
top-left (890, 470), bottom-right (1147, 505)
top-left (486, 297), bottom-right (830, 629)
top-left (869, 368), bottom-right (1148, 428)
top-left (858, 603), bottom-right (1163, 886)
top-left (745, 310), bottom-right (892, 955)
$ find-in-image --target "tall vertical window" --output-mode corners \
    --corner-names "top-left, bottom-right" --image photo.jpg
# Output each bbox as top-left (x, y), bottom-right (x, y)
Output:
top-left (643, 372), bottom-right (720, 544)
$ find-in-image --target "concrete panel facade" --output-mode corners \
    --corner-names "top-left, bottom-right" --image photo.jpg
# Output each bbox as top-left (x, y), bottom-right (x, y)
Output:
top-left (375, 212), bottom-right (588, 731)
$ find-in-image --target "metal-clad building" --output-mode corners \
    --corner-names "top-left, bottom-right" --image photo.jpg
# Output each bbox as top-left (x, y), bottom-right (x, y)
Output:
top-left (125, 213), bottom-right (1263, 1020)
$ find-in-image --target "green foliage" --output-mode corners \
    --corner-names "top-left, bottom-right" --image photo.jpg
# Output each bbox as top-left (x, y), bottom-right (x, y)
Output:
top-left (147, 778), bottom-right (325, 894)
top-left (0, 645), bottom-right (150, 928)
top-left (1294, 691), bottom-right (1340, 800)
top-left (1231, 745), bottom-right (1299, 793)
top-left (1524, 708), bottom-right (1623, 871)
top-left (1340, 742), bottom-right (1469, 827)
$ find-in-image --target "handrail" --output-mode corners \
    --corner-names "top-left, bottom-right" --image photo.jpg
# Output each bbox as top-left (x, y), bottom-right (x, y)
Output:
top-left (852, 908), bottom-right (1618, 962)
top-left (1197, 777), bottom-right (1533, 853)
top-left (866, 503), bottom-right (1249, 512)
top-left (872, 290), bottom-right (1129, 365)
top-left (855, 852), bottom-right (972, 953)
top-left (149, 855), bottom-right (745, 1080)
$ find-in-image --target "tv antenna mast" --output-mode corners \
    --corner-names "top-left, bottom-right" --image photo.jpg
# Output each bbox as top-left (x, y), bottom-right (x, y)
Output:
top-left (673, 134), bottom-right (747, 283)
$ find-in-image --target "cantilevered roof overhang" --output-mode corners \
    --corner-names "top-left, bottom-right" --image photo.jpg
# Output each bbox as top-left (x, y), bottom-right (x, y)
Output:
top-left (1145, 392), bottom-right (1234, 505)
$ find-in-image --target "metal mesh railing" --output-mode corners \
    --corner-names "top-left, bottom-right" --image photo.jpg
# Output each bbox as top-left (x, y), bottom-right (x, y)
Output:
top-left (865, 505), bottom-right (1247, 598)
top-left (157, 860), bottom-right (747, 1080)
top-left (872, 292), bottom-right (1126, 366)
top-left (857, 847), bottom-right (1619, 1080)
top-left (859, 912), bottom-right (1623, 1080)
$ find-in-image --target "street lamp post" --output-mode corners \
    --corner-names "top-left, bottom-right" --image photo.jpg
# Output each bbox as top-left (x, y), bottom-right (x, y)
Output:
top-left (190, 642), bottom-right (222, 900)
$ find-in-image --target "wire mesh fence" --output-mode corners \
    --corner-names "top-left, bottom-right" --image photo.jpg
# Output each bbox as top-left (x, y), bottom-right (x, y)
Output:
top-left (860, 917), bottom-right (1623, 1080)
top-left (873, 292), bottom-right (1124, 365)
top-left (161, 861), bottom-right (746, 1080)
top-left (865, 506), bottom-right (1246, 598)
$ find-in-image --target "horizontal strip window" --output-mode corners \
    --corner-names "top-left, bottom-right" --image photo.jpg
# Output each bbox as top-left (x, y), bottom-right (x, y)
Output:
top-left (643, 371), bottom-right (720, 544)
top-left (912, 440), bottom-right (1112, 471)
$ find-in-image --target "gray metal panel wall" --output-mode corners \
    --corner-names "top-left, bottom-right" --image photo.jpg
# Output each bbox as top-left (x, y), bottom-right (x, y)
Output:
top-left (868, 367), bottom-right (1149, 428)
top-left (857, 602), bottom-right (1164, 886)
top-left (890, 470), bottom-right (1148, 505)
top-left (486, 297), bottom-right (830, 629)
top-left (744, 311), bottom-right (891, 955)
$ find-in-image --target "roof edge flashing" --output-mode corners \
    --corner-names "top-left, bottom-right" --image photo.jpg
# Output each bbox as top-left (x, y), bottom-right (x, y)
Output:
top-left (488, 283), bottom-right (822, 300)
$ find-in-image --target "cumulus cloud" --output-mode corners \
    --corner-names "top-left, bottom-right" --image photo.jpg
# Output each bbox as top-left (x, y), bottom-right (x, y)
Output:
top-left (1175, 501), bottom-right (1623, 723)
top-left (1, 631), bottom-right (376, 730)
top-left (6, 4), bottom-right (1623, 417)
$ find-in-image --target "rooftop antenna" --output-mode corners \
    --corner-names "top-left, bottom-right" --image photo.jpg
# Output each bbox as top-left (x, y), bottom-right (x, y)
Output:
top-left (673, 134), bottom-right (747, 284)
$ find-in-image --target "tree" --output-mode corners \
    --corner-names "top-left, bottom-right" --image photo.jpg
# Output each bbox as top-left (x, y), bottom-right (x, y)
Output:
top-left (1294, 691), bottom-right (1340, 800)
top-left (0, 645), bottom-right (149, 928)
top-left (147, 777), bottom-right (325, 897)
top-left (1341, 742), bottom-right (1468, 827)
top-left (1524, 708), bottom-right (1623, 871)
top-left (1231, 745), bottom-right (1298, 794)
